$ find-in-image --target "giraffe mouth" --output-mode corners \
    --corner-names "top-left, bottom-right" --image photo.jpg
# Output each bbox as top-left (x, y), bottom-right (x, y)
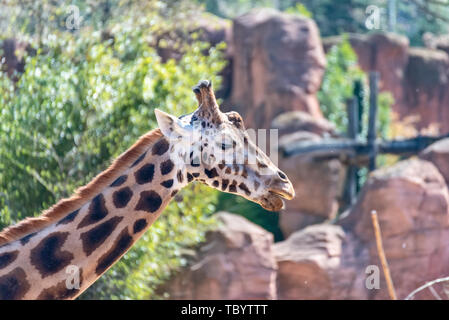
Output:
top-left (259, 192), bottom-right (287, 212)
top-left (260, 194), bottom-right (284, 211)
top-left (259, 186), bottom-right (295, 211)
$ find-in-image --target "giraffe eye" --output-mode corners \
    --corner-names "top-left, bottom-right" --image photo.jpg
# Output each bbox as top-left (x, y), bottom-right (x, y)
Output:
top-left (219, 142), bottom-right (233, 150)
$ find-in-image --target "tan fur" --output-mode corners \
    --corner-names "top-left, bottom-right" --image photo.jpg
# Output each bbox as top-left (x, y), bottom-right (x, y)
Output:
top-left (0, 129), bottom-right (163, 246)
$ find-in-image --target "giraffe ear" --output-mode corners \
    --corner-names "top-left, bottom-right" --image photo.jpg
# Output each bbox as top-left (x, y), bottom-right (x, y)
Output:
top-left (155, 109), bottom-right (192, 139)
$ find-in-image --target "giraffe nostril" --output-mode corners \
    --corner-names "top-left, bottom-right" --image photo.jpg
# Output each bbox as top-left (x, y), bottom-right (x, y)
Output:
top-left (277, 171), bottom-right (287, 180)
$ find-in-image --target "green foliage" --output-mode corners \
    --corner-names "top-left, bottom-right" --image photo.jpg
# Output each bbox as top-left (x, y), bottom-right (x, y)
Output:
top-left (318, 38), bottom-right (395, 188)
top-left (0, 0), bottom-right (200, 41)
top-left (318, 37), bottom-right (365, 132)
top-left (285, 3), bottom-right (313, 18)
top-left (376, 91), bottom-right (394, 139)
top-left (292, 0), bottom-right (369, 36)
top-left (0, 1), bottom-right (227, 299)
top-left (0, 31), bottom-right (225, 223)
top-left (318, 37), bottom-right (393, 140)
top-left (215, 193), bottom-right (284, 242)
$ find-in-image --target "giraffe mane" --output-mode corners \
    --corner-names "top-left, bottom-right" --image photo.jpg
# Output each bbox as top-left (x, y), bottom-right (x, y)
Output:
top-left (0, 128), bottom-right (163, 246)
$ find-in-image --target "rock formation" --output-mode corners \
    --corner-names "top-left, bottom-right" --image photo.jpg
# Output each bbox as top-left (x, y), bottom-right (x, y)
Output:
top-left (344, 158), bottom-right (449, 299)
top-left (229, 8), bottom-right (326, 129)
top-left (273, 112), bottom-right (345, 237)
top-left (423, 33), bottom-right (449, 56)
top-left (420, 138), bottom-right (449, 186)
top-left (274, 224), bottom-right (369, 300)
top-left (271, 111), bottom-right (338, 137)
top-left (157, 212), bottom-right (277, 300)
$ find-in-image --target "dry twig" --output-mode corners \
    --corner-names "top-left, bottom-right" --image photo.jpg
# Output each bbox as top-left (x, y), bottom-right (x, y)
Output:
top-left (371, 210), bottom-right (397, 300)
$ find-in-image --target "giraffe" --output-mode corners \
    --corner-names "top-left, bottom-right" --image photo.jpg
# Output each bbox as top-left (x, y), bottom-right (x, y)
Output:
top-left (0, 80), bottom-right (295, 300)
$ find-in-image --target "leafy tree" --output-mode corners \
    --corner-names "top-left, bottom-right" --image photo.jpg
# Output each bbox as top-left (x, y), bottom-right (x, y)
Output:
top-left (284, 3), bottom-right (312, 17)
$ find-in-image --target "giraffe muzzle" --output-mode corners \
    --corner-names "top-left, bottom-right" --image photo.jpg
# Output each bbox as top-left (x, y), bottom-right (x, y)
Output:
top-left (258, 182), bottom-right (295, 211)
top-left (268, 178), bottom-right (295, 200)
top-left (269, 188), bottom-right (295, 201)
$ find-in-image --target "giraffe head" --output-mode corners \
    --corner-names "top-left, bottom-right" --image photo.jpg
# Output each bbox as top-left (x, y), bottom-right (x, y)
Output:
top-left (155, 80), bottom-right (295, 211)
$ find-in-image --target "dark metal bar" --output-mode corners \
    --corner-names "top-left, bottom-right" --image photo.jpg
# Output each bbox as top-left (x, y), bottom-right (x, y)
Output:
top-left (347, 98), bottom-right (358, 140)
top-left (282, 139), bottom-right (362, 158)
top-left (367, 72), bottom-right (379, 171)
top-left (379, 133), bottom-right (449, 154)
top-left (344, 98), bottom-right (359, 206)
top-left (352, 79), bottom-right (364, 135)
top-left (283, 133), bottom-right (449, 159)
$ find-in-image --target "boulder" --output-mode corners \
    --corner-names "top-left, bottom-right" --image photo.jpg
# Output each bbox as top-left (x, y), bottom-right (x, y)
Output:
top-left (345, 158), bottom-right (449, 299)
top-left (276, 130), bottom-right (345, 237)
top-left (349, 159), bottom-right (449, 240)
top-left (274, 224), bottom-right (369, 300)
top-left (229, 8), bottom-right (326, 129)
top-left (278, 132), bottom-right (344, 216)
top-left (158, 212), bottom-right (277, 300)
top-left (420, 138), bottom-right (449, 186)
top-left (403, 48), bottom-right (449, 134)
top-left (278, 211), bottom-right (326, 239)
top-left (271, 111), bottom-right (338, 137)
top-left (423, 33), bottom-right (449, 56)
top-left (274, 125), bottom-right (345, 236)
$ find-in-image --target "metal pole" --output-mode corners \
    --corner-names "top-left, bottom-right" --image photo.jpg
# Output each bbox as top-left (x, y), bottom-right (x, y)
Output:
top-left (354, 79), bottom-right (364, 137)
top-left (347, 97), bottom-right (359, 201)
top-left (343, 98), bottom-right (359, 207)
top-left (368, 72), bottom-right (379, 171)
top-left (347, 98), bottom-right (358, 140)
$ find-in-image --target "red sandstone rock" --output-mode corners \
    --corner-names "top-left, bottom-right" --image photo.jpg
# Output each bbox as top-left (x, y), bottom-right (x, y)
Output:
top-left (345, 158), bottom-right (449, 299)
top-left (230, 8), bottom-right (326, 129)
top-left (277, 131), bottom-right (343, 217)
top-left (271, 111), bottom-right (338, 137)
top-left (350, 159), bottom-right (449, 240)
top-left (274, 224), bottom-right (369, 300)
top-left (420, 138), bottom-right (449, 186)
top-left (157, 212), bottom-right (277, 300)
top-left (275, 124), bottom-right (344, 237)
top-left (423, 33), bottom-right (449, 56)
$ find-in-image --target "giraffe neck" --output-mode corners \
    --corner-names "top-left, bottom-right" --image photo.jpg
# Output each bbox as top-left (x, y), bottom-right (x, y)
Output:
top-left (0, 135), bottom-right (189, 300)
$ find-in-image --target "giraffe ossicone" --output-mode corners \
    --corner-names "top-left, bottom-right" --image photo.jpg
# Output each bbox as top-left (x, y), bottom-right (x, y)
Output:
top-left (0, 80), bottom-right (295, 300)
